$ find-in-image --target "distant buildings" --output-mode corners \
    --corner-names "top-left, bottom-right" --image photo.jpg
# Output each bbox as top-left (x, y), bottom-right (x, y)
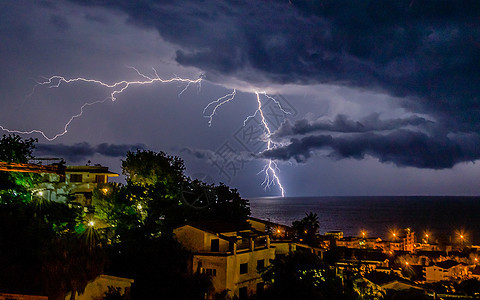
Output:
top-left (424, 260), bottom-right (469, 283)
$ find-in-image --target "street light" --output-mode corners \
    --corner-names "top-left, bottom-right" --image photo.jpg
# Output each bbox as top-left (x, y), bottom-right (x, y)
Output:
top-left (361, 230), bottom-right (367, 239)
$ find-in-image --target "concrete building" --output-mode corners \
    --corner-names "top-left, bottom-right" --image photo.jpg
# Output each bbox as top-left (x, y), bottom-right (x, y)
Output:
top-left (34, 164), bottom-right (118, 207)
top-left (65, 275), bottom-right (133, 300)
top-left (247, 217), bottom-right (295, 240)
top-left (424, 260), bottom-right (469, 282)
top-left (174, 221), bottom-right (275, 299)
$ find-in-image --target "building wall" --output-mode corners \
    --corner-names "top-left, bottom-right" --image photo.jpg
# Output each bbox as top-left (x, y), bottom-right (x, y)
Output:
top-left (33, 166), bottom-right (117, 204)
top-left (194, 247), bottom-right (275, 298)
top-left (424, 265), bottom-right (468, 282)
top-left (64, 275), bottom-right (133, 300)
top-left (173, 226), bottom-right (233, 253)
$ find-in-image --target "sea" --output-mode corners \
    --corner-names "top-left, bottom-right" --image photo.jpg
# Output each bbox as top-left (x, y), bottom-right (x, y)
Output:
top-left (249, 196), bottom-right (480, 244)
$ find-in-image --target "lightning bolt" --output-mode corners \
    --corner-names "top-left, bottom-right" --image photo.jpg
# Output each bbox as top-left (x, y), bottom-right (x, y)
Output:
top-left (252, 91), bottom-right (286, 197)
top-left (1, 98), bottom-right (109, 141)
top-left (204, 90), bottom-right (287, 196)
top-left (2, 68), bottom-right (288, 196)
top-left (0, 68), bottom-right (202, 141)
top-left (203, 89), bottom-right (237, 126)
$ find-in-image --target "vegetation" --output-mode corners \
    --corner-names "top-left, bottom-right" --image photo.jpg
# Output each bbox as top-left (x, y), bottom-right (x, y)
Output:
top-left (292, 212), bottom-right (320, 246)
top-left (0, 134), bottom-right (39, 204)
top-left (0, 136), bottom-right (249, 299)
top-left (0, 135), bottom-right (104, 300)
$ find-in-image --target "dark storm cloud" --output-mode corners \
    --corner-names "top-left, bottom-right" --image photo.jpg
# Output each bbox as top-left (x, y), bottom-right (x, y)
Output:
top-left (274, 114), bottom-right (433, 137)
top-left (69, 0), bottom-right (480, 126)
top-left (34, 142), bottom-right (145, 162)
top-left (263, 130), bottom-right (480, 169)
top-left (65, 0), bottom-right (480, 170)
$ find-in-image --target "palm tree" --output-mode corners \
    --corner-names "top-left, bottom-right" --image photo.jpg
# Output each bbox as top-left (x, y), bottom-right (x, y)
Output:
top-left (292, 212), bottom-right (320, 246)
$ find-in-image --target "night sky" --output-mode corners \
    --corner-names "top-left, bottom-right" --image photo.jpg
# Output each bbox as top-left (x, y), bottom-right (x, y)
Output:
top-left (1, 0), bottom-right (480, 197)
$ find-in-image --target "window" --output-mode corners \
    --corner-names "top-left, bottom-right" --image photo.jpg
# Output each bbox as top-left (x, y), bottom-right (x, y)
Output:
top-left (95, 175), bottom-right (106, 183)
top-left (205, 268), bottom-right (216, 276)
top-left (239, 287), bottom-right (248, 299)
top-left (211, 239), bottom-right (219, 252)
top-left (70, 174), bottom-right (83, 183)
top-left (256, 282), bottom-right (264, 294)
top-left (257, 259), bottom-right (265, 270)
top-left (240, 263), bottom-right (248, 274)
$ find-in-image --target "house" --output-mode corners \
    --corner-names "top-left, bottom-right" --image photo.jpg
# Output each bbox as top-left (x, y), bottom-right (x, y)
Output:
top-left (424, 260), bottom-right (469, 282)
top-left (34, 164), bottom-right (118, 207)
top-left (65, 274), bottom-right (134, 300)
top-left (174, 221), bottom-right (275, 299)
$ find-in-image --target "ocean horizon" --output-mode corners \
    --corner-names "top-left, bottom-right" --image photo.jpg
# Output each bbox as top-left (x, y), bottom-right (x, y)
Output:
top-left (249, 196), bottom-right (480, 244)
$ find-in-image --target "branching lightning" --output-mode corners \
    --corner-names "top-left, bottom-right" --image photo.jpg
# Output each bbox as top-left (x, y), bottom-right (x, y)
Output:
top-left (1, 68), bottom-right (202, 141)
top-left (2, 68), bottom-right (288, 196)
top-left (0, 98), bottom-right (109, 141)
top-left (252, 91), bottom-right (286, 197)
top-left (203, 89), bottom-right (237, 126)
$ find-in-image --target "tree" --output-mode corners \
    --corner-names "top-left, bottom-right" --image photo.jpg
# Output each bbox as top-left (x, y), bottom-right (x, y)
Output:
top-left (0, 135), bottom-right (104, 299)
top-left (259, 252), bottom-right (357, 300)
top-left (0, 134), bottom-right (39, 204)
top-left (94, 150), bottom-right (252, 241)
top-left (121, 150), bottom-right (186, 236)
top-left (292, 212), bottom-right (320, 246)
top-left (0, 201), bottom-right (104, 300)
top-left (92, 149), bottom-right (250, 299)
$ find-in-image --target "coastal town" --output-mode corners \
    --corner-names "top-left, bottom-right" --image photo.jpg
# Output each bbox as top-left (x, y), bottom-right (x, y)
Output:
top-left (1, 137), bottom-right (480, 300)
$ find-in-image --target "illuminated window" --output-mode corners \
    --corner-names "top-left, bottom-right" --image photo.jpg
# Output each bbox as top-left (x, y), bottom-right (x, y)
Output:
top-left (240, 263), bottom-right (248, 274)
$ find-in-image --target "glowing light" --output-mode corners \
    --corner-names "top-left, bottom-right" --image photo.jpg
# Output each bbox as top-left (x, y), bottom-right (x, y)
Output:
top-left (88, 221), bottom-right (95, 227)
top-left (102, 188), bottom-right (109, 194)
top-left (277, 229), bottom-right (281, 233)
top-left (38, 191), bottom-right (43, 196)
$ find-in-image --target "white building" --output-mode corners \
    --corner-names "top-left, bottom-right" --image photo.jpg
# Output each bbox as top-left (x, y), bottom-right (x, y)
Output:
top-left (174, 221), bottom-right (275, 299)
top-left (424, 260), bottom-right (469, 282)
top-left (35, 165), bottom-right (118, 206)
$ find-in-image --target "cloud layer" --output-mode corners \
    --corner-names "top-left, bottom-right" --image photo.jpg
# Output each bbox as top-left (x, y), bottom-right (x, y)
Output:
top-left (70, 0), bottom-right (480, 127)
top-left (40, 0), bottom-right (479, 173)
top-left (264, 114), bottom-right (479, 169)
top-left (34, 142), bottom-right (145, 163)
